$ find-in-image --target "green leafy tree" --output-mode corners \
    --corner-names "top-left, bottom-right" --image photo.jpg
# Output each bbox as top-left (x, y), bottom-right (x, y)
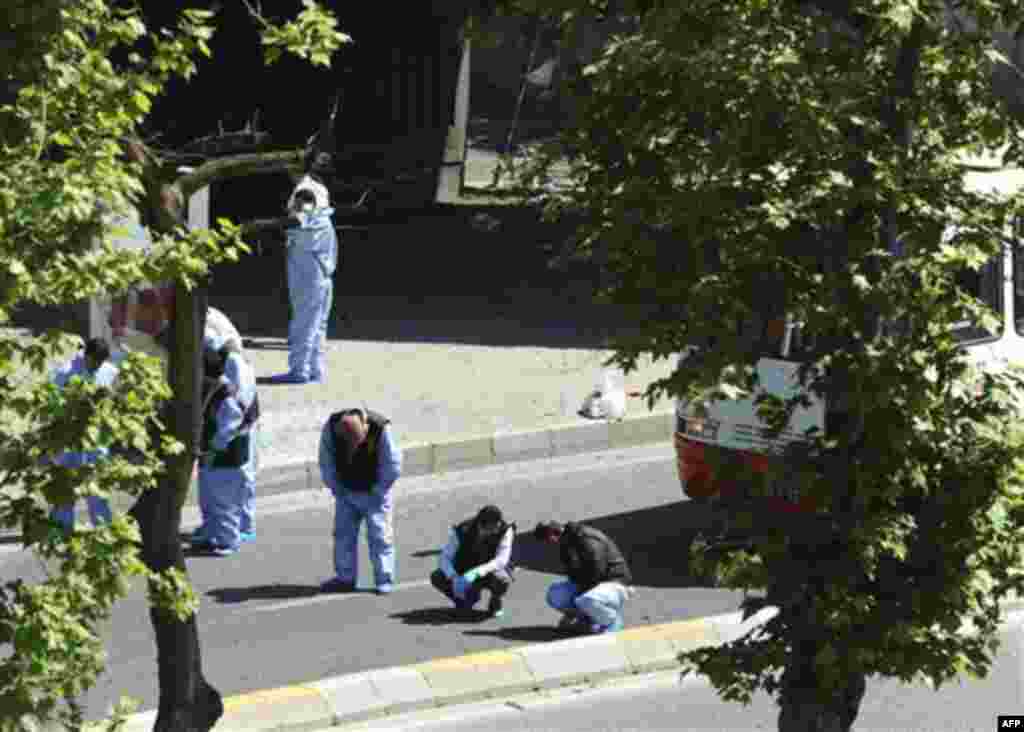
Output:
top-left (498, 1), bottom-right (1024, 730)
top-left (0, 2), bottom-right (349, 730)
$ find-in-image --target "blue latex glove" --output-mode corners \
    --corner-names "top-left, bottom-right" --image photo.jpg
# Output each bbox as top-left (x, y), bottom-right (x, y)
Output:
top-left (452, 575), bottom-right (469, 600)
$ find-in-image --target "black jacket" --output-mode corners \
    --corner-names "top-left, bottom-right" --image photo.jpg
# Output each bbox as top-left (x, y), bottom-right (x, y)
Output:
top-left (559, 522), bottom-right (631, 593)
top-left (452, 517), bottom-right (515, 575)
top-left (328, 409), bottom-right (389, 492)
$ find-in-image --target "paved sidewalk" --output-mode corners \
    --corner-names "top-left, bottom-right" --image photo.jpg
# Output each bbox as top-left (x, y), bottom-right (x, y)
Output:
top-left (192, 141), bottom-right (677, 500)
top-left (245, 334), bottom-right (676, 480)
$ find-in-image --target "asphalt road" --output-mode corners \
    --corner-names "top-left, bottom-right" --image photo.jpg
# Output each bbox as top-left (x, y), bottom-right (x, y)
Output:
top-left (0, 443), bottom-right (749, 722)
top-left (340, 616), bottom-right (1024, 732)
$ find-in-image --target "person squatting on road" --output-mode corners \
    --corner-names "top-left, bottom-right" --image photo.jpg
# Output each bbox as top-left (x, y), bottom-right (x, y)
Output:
top-left (319, 408), bottom-right (402, 594)
top-left (191, 333), bottom-right (261, 556)
top-left (533, 520), bottom-right (633, 634)
top-left (49, 337), bottom-right (119, 530)
top-left (268, 174), bottom-right (336, 385)
top-left (431, 505), bottom-right (515, 618)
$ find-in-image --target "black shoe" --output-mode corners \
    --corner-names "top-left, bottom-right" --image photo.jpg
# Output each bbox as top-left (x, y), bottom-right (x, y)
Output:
top-left (188, 541), bottom-right (239, 557)
top-left (486, 596), bottom-right (503, 617)
top-left (557, 614), bottom-right (589, 634)
top-left (320, 578), bottom-right (356, 594)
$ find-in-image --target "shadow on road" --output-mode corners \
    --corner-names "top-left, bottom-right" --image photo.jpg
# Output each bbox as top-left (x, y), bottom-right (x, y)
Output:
top-left (513, 500), bottom-right (717, 590)
top-left (410, 549), bottom-right (442, 559)
top-left (202, 204), bottom-right (654, 350)
top-left (244, 339), bottom-right (288, 351)
top-left (10, 199), bottom-right (658, 351)
top-left (390, 606), bottom-right (491, 626)
top-left (206, 584), bottom-right (321, 604)
top-left (462, 625), bottom-right (573, 644)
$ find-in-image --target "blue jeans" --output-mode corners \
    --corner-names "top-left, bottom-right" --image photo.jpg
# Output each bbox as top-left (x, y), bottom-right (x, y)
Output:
top-left (333, 489), bottom-right (394, 586)
top-left (546, 579), bottom-right (630, 628)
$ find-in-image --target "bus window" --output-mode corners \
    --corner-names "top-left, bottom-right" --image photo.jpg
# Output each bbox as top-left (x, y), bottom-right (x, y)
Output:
top-left (951, 252), bottom-right (1002, 343)
top-left (740, 313), bottom-right (814, 361)
top-left (1014, 219), bottom-right (1024, 337)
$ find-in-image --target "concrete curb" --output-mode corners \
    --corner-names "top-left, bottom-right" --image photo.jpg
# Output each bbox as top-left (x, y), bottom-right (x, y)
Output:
top-left (72, 411), bottom-right (676, 553)
top-left (196, 410), bottom-right (676, 505)
top-left (113, 607), bottom-right (770, 732)
top-left (112, 596), bottom-right (1024, 731)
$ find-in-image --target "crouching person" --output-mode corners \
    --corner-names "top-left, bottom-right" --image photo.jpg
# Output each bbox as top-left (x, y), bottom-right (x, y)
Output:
top-left (533, 520), bottom-right (632, 634)
top-left (431, 505), bottom-right (514, 617)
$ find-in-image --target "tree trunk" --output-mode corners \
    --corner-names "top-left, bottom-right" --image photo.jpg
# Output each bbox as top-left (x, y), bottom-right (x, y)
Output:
top-left (777, 664), bottom-right (866, 732)
top-left (128, 282), bottom-right (221, 731)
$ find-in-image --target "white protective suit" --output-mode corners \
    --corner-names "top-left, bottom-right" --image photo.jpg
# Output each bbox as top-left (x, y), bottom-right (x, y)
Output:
top-left (284, 175), bottom-right (337, 382)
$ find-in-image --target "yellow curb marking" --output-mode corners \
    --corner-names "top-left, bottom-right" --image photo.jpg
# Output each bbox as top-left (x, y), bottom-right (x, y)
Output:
top-left (657, 619), bottom-right (722, 651)
top-left (416, 655), bottom-right (480, 672)
top-left (617, 626), bottom-right (668, 642)
top-left (466, 650), bottom-right (524, 668)
top-left (657, 619), bottom-right (712, 634)
top-left (223, 684), bottom-right (323, 712)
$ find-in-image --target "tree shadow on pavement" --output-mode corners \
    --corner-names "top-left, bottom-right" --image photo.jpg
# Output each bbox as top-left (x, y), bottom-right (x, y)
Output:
top-left (206, 584), bottom-right (321, 604)
top-left (462, 626), bottom-right (571, 644)
top-left (204, 204), bottom-right (658, 350)
top-left (243, 338), bottom-right (288, 351)
top-left (391, 607), bottom-right (491, 626)
top-left (410, 549), bottom-right (441, 558)
top-left (513, 500), bottom-right (718, 590)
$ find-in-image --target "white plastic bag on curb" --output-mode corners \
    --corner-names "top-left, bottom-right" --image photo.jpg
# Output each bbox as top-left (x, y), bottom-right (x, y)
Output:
top-left (578, 369), bottom-right (626, 421)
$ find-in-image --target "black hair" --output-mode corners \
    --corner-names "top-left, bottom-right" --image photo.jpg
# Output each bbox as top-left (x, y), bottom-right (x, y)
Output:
top-left (203, 346), bottom-right (226, 380)
top-left (84, 337), bottom-right (110, 364)
top-left (477, 505), bottom-right (503, 526)
top-left (532, 520), bottom-right (563, 541)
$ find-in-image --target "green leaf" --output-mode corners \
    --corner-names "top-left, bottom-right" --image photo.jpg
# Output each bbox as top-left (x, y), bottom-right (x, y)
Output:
top-left (132, 91), bottom-right (152, 113)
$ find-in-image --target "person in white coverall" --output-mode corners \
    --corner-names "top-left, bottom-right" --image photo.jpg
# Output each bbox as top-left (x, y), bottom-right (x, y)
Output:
top-left (200, 308), bottom-right (259, 540)
top-left (268, 175), bottom-right (337, 384)
top-left (49, 337), bottom-right (119, 530)
top-left (190, 333), bottom-right (260, 556)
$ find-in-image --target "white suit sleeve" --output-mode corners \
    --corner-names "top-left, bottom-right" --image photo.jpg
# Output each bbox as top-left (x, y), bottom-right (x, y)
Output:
top-left (469, 527), bottom-right (515, 578)
top-left (439, 529), bottom-right (460, 580)
top-left (319, 421), bottom-right (344, 496)
top-left (373, 426), bottom-right (402, 496)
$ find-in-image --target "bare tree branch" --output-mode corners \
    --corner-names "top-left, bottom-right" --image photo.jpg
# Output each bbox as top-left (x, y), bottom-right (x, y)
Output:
top-left (240, 217), bottom-right (368, 237)
top-left (176, 149), bottom-right (306, 199)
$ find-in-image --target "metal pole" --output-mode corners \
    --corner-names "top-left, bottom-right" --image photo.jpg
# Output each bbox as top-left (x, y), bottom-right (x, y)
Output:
top-left (494, 19), bottom-right (542, 187)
